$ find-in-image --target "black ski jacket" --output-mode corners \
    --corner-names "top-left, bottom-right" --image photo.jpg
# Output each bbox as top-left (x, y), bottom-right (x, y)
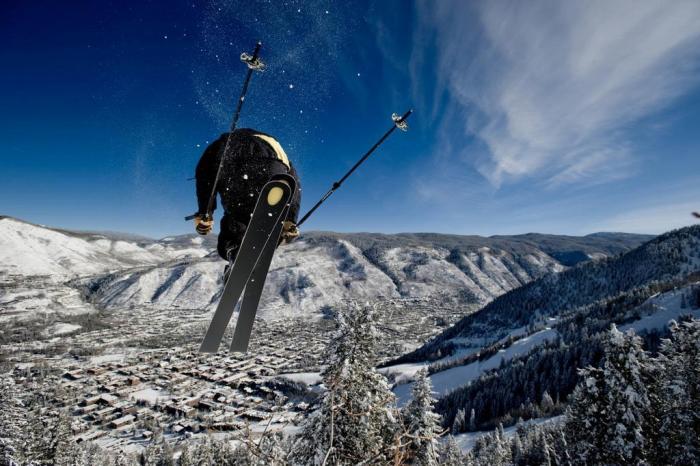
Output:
top-left (195, 128), bottom-right (301, 222)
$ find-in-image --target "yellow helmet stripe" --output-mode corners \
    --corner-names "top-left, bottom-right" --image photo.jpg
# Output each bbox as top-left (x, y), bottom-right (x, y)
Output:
top-left (254, 134), bottom-right (290, 170)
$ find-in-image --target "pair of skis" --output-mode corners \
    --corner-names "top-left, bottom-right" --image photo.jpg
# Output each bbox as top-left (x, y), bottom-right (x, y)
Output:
top-left (200, 174), bottom-right (296, 353)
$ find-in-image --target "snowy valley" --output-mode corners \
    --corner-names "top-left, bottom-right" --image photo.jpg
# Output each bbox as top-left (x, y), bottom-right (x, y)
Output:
top-left (2, 216), bottom-right (700, 464)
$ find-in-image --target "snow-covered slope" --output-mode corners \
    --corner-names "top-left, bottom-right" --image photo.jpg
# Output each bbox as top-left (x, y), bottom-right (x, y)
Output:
top-left (397, 225), bottom-right (700, 364)
top-left (78, 232), bottom-right (648, 318)
top-left (0, 216), bottom-right (651, 320)
top-left (0, 217), bottom-right (209, 280)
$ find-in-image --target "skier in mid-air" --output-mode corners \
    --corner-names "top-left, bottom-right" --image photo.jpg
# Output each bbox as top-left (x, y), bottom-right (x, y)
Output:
top-left (189, 41), bottom-right (410, 353)
top-left (192, 128), bottom-right (301, 270)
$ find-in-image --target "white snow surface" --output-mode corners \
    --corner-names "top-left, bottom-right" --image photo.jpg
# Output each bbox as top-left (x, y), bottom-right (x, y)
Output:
top-left (0, 217), bottom-right (207, 280)
top-left (278, 372), bottom-right (323, 385)
top-left (0, 217), bottom-right (632, 321)
top-left (130, 388), bottom-right (170, 405)
top-left (393, 328), bottom-right (559, 405)
top-left (452, 415), bottom-right (564, 452)
top-left (44, 322), bottom-right (82, 336)
top-left (621, 284), bottom-right (700, 334)
top-left (81, 237), bottom-right (569, 320)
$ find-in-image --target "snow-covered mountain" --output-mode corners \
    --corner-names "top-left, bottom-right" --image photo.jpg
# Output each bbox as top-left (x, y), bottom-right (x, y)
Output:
top-left (0, 216), bottom-right (211, 280)
top-left (0, 216), bottom-right (652, 320)
top-left (395, 225), bottom-right (700, 364)
top-left (383, 225), bottom-right (700, 425)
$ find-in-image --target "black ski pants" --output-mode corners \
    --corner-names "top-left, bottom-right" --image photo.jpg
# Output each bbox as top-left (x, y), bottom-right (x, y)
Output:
top-left (216, 160), bottom-right (293, 261)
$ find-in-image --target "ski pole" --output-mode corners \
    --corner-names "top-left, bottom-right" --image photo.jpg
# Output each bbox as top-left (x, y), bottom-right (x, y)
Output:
top-left (297, 109), bottom-right (412, 227)
top-left (185, 41), bottom-right (265, 222)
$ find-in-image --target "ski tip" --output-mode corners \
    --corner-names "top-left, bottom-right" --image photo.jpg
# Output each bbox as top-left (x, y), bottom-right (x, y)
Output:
top-left (229, 341), bottom-right (250, 354)
top-left (199, 340), bottom-right (219, 354)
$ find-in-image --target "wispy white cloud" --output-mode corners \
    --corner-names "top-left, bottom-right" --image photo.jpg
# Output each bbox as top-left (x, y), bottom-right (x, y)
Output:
top-left (414, 0), bottom-right (700, 187)
top-left (591, 200), bottom-right (700, 234)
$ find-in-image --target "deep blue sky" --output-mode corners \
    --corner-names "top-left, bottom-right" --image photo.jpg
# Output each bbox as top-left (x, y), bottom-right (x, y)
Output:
top-left (2, 0), bottom-right (700, 238)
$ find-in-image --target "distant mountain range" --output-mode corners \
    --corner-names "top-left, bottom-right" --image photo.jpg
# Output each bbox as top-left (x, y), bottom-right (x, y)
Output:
top-left (382, 224), bottom-right (700, 430)
top-left (0, 216), bottom-right (652, 320)
top-left (396, 225), bottom-right (700, 364)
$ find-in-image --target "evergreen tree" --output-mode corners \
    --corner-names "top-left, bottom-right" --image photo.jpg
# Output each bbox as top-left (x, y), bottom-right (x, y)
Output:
top-left (654, 319), bottom-right (700, 465)
top-left (565, 326), bottom-right (650, 465)
top-left (177, 443), bottom-right (194, 466)
top-left (112, 451), bottom-right (137, 466)
top-left (52, 411), bottom-right (78, 466)
top-left (438, 436), bottom-right (464, 466)
top-left (470, 429), bottom-right (511, 466)
top-left (452, 409), bottom-right (466, 435)
top-left (0, 376), bottom-right (27, 466)
top-left (511, 430), bottom-right (524, 465)
top-left (257, 432), bottom-right (289, 465)
top-left (468, 409), bottom-right (477, 432)
top-left (290, 303), bottom-right (397, 465)
top-left (541, 391), bottom-right (554, 412)
top-left (402, 369), bottom-right (442, 465)
top-left (141, 431), bottom-right (174, 466)
top-left (76, 442), bottom-right (114, 466)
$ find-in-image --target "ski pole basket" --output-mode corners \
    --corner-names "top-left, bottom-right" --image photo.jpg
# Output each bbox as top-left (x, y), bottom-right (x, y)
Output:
top-left (392, 112), bottom-right (409, 131)
top-left (240, 51), bottom-right (265, 71)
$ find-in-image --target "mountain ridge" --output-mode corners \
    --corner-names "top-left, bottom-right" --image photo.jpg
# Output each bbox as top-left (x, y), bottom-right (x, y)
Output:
top-left (393, 224), bottom-right (700, 364)
top-left (1, 217), bottom-right (653, 322)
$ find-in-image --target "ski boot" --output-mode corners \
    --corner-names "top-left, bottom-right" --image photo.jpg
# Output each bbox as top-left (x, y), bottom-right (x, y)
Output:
top-left (223, 245), bottom-right (239, 283)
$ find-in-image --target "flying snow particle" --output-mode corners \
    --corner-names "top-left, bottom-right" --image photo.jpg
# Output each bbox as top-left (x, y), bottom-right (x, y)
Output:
top-left (325, 10), bottom-right (329, 14)
top-left (243, 174), bottom-right (249, 180)
top-left (297, 8), bottom-right (301, 13)
top-left (163, 35), bottom-right (168, 39)
top-left (299, 110), bottom-right (303, 114)
top-left (289, 84), bottom-right (294, 89)
top-left (357, 72), bottom-right (361, 77)
top-left (196, 144), bottom-right (201, 148)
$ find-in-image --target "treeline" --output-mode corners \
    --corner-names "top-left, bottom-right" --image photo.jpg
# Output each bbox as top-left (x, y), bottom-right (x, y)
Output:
top-left (437, 278), bottom-right (699, 431)
top-left (400, 225), bottom-right (700, 363)
top-left (455, 320), bottom-right (700, 465)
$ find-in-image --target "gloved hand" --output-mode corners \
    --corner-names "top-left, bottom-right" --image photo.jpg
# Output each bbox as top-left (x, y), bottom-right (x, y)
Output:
top-left (280, 221), bottom-right (300, 244)
top-left (194, 214), bottom-right (213, 235)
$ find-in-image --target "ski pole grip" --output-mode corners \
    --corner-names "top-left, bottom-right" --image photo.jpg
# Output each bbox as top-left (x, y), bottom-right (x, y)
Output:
top-left (184, 213), bottom-right (198, 221)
